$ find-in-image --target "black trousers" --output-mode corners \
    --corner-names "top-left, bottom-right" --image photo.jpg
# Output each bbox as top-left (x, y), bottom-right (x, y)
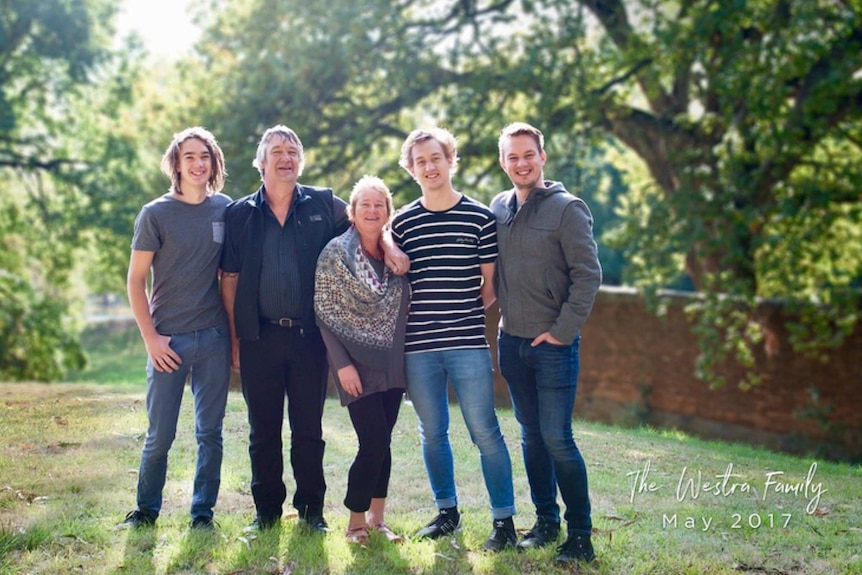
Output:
top-left (240, 323), bottom-right (328, 519)
top-left (344, 388), bottom-right (404, 513)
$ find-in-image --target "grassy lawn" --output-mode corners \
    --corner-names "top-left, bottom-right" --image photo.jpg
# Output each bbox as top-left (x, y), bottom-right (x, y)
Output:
top-left (1, 322), bottom-right (860, 574)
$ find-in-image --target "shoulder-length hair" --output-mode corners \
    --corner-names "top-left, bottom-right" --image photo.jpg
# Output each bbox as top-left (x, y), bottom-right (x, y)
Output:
top-left (160, 126), bottom-right (227, 196)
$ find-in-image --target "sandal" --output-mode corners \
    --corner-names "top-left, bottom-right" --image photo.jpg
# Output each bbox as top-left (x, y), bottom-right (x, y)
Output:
top-left (345, 524), bottom-right (369, 544)
top-left (371, 522), bottom-right (404, 543)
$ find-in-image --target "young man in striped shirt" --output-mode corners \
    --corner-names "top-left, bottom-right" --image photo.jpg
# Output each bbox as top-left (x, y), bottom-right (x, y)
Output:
top-left (391, 127), bottom-right (517, 552)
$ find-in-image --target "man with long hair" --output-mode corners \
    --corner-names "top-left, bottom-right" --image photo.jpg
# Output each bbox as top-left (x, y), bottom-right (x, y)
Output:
top-left (123, 127), bottom-right (231, 530)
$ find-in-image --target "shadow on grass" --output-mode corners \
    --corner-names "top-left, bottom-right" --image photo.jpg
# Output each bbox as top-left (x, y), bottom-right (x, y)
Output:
top-left (342, 530), bottom-right (413, 574)
top-left (283, 523), bottom-right (329, 571)
top-left (422, 534), bottom-right (476, 575)
top-left (167, 526), bottom-right (222, 572)
top-left (120, 527), bottom-right (157, 572)
top-left (227, 522), bottom-right (284, 574)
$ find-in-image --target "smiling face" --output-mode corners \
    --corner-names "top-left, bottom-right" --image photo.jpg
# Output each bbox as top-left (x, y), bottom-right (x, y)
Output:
top-left (176, 137), bottom-right (212, 194)
top-left (351, 185), bottom-right (390, 239)
top-left (500, 133), bottom-right (546, 193)
top-left (260, 135), bottom-right (303, 190)
top-left (408, 138), bottom-right (453, 193)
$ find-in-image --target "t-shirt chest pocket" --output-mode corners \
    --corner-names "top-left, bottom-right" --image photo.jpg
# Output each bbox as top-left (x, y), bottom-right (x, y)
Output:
top-left (212, 221), bottom-right (225, 244)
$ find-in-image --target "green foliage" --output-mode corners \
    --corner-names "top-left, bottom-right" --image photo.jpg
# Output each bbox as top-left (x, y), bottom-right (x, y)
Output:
top-left (0, 0), bottom-right (150, 379)
top-left (5, 0), bottom-right (858, 386)
top-left (0, 0), bottom-right (117, 167)
top-left (0, 270), bottom-right (85, 381)
top-left (66, 321), bottom-right (147, 386)
top-left (596, 0), bottom-right (862, 385)
top-left (0, 173), bottom-right (89, 380)
top-left (176, 0), bottom-right (861, 387)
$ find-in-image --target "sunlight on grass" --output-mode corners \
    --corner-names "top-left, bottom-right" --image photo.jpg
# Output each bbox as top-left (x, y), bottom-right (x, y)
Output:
top-left (2, 336), bottom-right (861, 574)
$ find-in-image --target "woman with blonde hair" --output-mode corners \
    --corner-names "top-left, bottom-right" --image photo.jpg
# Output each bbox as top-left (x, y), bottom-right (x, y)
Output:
top-left (314, 175), bottom-right (410, 544)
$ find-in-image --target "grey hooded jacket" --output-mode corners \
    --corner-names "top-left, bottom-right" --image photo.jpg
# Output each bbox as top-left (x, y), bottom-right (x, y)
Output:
top-left (490, 180), bottom-right (602, 345)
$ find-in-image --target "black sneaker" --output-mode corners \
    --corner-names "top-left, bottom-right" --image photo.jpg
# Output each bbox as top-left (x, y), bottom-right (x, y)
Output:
top-left (190, 516), bottom-right (216, 531)
top-left (555, 533), bottom-right (595, 563)
top-left (517, 517), bottom-right (560, 550)
top-left (482, 516), bottom-right (517, 551)
top-left (415, 507), bottom-right (461, 539)
top-left (121, 509), bottom-right (156, 529)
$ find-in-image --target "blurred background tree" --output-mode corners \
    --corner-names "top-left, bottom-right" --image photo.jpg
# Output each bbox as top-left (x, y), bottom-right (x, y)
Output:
top-left (186, 0), bottom-right (860, 387)
top-left (1, 0), bottom-right (107, 378)
top-left (0, 0), bottom-right (150, 379)
top-left (1, 0), bottom-right (859, 385)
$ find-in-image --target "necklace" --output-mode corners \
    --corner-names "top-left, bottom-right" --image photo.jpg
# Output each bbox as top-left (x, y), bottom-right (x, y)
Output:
top-left (360, 240), bottom-right (382, 261)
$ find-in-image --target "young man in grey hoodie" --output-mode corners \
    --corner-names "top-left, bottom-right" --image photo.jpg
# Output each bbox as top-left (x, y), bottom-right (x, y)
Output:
top-left (491, 122), bottom-right (602, 564)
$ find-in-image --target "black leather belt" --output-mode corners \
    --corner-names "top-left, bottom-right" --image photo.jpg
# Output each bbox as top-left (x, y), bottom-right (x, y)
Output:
top-left (267, 317), bottom-right (302, 328)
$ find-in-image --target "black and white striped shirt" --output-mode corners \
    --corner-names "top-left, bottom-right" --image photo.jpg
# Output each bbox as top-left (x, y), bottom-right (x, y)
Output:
top-left (391, 194), bottom-right (497, 354)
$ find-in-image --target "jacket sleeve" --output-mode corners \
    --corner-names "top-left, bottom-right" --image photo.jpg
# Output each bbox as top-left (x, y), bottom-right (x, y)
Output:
top-left (220, 204), bottom-right (242, 274)
top-left (550, 198), bottom-right (602, 345)
top-left (333, 195), bottom-right (350, 235)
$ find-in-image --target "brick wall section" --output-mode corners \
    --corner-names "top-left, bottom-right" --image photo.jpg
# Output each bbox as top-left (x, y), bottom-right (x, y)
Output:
top-left (487, 287), bottom-right (862, 461)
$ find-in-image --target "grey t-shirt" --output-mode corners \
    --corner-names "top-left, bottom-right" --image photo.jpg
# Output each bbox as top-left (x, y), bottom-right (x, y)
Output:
top-left (131, 193), bottom-right (231, 335)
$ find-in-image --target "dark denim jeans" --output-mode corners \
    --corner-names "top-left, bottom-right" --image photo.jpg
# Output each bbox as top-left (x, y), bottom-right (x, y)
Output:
top-left (498, 331), bottom-right (592, 535)
top-left (137, 324), bottom-right (231, 520)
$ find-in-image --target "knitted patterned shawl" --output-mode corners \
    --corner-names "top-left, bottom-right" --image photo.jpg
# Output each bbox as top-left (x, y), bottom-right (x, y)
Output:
top-left (314, 226), bottom-right (404, 370)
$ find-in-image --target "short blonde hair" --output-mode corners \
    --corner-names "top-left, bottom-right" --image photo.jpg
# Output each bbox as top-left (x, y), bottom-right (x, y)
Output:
top-left (347, 175), bottom-right (394, 223)
top-left (399, 127), bottom-right (459, 173)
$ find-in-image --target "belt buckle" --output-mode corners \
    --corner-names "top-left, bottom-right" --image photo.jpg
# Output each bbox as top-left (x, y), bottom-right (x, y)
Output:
top-left (277, 317), bottom-right (296, 328)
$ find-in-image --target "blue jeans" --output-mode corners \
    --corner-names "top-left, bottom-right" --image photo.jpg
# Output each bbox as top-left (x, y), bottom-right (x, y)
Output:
top-left (137, 324), bottom-right (230, 520)
top-left (498, 332), bottom-right (592, 535)
top-left (405, 348), bottom-right (516, 519)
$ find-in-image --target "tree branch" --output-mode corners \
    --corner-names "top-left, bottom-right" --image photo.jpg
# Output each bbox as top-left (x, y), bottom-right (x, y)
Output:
top-left (752, 26), bottom-right (862, 207)
top-left (580, 0), bottom-right (675, 116)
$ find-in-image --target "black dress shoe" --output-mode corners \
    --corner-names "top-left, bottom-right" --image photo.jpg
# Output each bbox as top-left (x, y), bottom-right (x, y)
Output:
top-left (243, 515), bottom-right (280, 532)
top-left (302, 515), bottom-right (330, 533)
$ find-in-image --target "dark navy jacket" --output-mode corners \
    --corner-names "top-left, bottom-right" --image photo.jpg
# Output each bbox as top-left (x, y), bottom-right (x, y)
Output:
top-left (221, 184), bottom-right (348, 340)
